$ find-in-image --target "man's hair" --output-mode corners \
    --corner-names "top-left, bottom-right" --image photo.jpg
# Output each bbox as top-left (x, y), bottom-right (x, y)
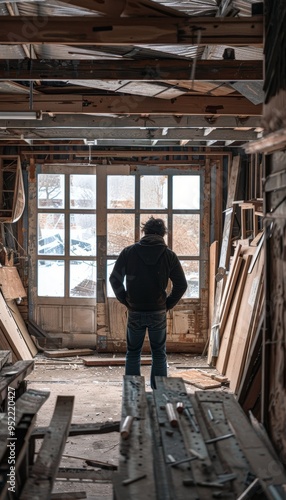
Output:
top-left (141, 217), bottom-right (167, 237)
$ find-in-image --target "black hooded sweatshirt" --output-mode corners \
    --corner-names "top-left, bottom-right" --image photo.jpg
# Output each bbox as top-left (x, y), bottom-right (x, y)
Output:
top-left (109, 234), bottom-right (187, 311)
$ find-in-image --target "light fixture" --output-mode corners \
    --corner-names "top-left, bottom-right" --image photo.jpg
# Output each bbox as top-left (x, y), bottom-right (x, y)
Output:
top-left (0, 111), bottom-right (42, 120)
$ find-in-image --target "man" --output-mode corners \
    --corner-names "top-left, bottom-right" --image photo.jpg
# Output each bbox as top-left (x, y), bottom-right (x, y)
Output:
top-left (109, 217), bottom-right (187, 389)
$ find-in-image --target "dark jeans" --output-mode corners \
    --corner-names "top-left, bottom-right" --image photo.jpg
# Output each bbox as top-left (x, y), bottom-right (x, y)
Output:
top-left (125, 310), bottom-right (167, 389)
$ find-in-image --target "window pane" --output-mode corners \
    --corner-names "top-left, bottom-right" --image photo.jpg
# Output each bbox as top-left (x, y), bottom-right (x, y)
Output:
top-left (173, 175), bottom-right (200, 209)
top-left (70, 214), bottom-right (96, 257)
top-left (38, 260), bottom-right (64, 297)
top-left (107, 214), bottom-right (134, 255)
top-left (38, 174), bottom-right (64, 208)
top-left (70, 175), bottom-right (96, 209)
top-left (38, 214), bottom-right (65, 255)
top-left (140, 213), bottom-right (168, 243)
top-left (173, 214), bottom-right (200, 256)
top-left (140, 175), bottom-right (168, 209)
top-left (107, 176), bottom-right (135, 208)
top-left (180, 260), bottom-right (200, 298)
top-left (69, 261), bottom-right (96, 298)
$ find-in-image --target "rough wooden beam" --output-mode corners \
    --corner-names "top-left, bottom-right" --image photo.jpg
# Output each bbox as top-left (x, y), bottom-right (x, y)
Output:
top-left (0, 114), bottom-right (262, 129)
top-left (1, 16), bottom-right (263, 45)
top-left (0, 94), bottom-right (263, 115)
top-left (5, 128), bottom-right (259, 141)
top-left (0, 59), bottom-right (263, 81)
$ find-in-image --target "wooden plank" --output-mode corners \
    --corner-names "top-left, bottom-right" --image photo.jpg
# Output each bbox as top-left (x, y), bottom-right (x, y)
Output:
top-left (0, 291), bottom-right (33, 360)
top-left (113, 376), bottom-right (157, 500)
top-left (210, 392), bottom-right (286, 488)
top-left (219, 242), bottom-right (243, 320)
top-left (43, 348), bottom-right (95, 358)
top-left (153, 377), bottom-right (222, 499)
top-left (82, 356), bottom-right (152, 366)
top-left (172, 370), bottom-right (221, 389)
top-left (32, 420), bottom-right (120, 439)
top-left (0, 16), bottom-right (263, 45)
top-left (0, 267), bottom-right (26, 299)
top-left (0, 350), bottom-right (12, 370)
top-left (216, 255), bottom-right (252, 375)
top-left (0, 360), bottom-right (34, 404)
top-left (7, 300), bottom-right (38, 357)
top-left (208, 241), bottom-right (218, 329)
top-left (195, 391), bottom-right (255, 497)
top-left (207, 156), bottom-right (241, 365)
top-left (0, 59), bottom-right (263, 82)
top-left (20, 395), bottom-right (74, 500)
top-left (226, 246), bottom-right (264, 392)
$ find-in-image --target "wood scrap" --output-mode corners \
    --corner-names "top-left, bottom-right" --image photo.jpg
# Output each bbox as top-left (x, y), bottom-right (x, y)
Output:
top-left (82, 356), bottom-right (152, 366)
top-left (196, 369), bottom-right (229, 384)
top-left (171, 369), bottom-right (222, 389)
top-left (43, 348), bottom-right (95, 358)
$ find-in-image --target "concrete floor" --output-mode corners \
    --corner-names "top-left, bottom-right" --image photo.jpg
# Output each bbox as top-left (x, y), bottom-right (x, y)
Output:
top-left (26, 353), bottom-right (229, 499)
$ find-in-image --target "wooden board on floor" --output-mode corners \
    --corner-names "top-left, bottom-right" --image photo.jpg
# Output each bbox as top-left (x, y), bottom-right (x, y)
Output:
top-left (43, 348), bottom-right (96, 358)
top-left (82, 356), bottom-right (152, 366)
top-left (171, 369), bottom-right (221, 389)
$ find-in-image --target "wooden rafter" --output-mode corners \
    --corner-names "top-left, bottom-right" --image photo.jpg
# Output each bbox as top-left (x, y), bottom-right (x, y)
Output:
top-left (0, 94), bottom-right (263, 115)
top-left (1, 16), bottom-right (263, 45)
top-left (0, 59), bottom-right (263, 82)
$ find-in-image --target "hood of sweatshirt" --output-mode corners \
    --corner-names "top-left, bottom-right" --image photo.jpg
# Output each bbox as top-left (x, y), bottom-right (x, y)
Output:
top-left (134, 235), bottom-right (167, 265)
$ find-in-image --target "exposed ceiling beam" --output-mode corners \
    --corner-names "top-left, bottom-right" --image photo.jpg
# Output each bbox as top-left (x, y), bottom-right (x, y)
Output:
top-left (0, 115), bottom-right (261, 129)
top-left (0, 59), bottom-right (263, 82)
top-left (0, 94), bottom-right (263, 115)
top-left (0, 128), bottom-right (258, 141)
top-left (2, 16), bottom-right (263, 45)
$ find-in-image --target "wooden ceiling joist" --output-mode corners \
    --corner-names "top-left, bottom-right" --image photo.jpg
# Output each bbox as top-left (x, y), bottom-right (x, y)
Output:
top-left (1, 16), bottom-right (263, 45)
top-left (0, 115), bottom-right (261, 129)
top-left (0, 59), bottom-right (263, 82)
top-left (0, 94), bottom-right (262, 116)
top-left (3, 128), bottom-right (258, 142)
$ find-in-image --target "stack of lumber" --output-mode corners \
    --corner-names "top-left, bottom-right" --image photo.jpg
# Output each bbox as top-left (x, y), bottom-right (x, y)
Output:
top-left (208, 233), bottom-right (264, 395)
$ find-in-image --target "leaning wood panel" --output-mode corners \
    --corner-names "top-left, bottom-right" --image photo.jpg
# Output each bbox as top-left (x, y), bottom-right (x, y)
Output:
top-left (0, 291), bottom-right (33, 360)
top-left (226, 246), bottom-right (264, 392)
top-left (7, 300), bottom-right (38, 357)
top-left (0, 267), bottom-right (26, 300)
top-left (216, 255), bottom-right (252, 375)
top-left (20, 395), bottom-right (74, 500)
